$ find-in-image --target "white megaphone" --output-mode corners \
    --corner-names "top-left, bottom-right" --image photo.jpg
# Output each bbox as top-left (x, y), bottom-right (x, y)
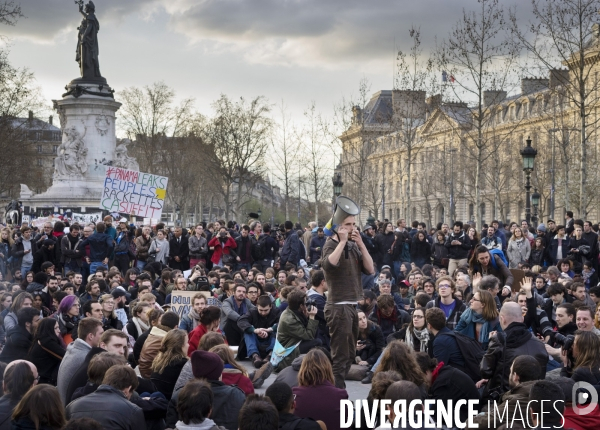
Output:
top-left (324, 196), bottom-right (360, 237)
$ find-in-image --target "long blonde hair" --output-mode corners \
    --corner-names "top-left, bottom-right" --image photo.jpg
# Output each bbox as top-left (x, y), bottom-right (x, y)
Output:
top-left (151, 329), bottom-right (188, 374)
top-left (298, 349), bottom-right (335, 386)
top-left (0, 227), bottom-right (14, 246)
top-left (209, 344), bottom-right (248, 377)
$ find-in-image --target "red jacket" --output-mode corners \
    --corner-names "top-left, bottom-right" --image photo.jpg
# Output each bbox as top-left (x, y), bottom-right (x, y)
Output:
top-left (564, 404), bottom-right (600, 430)
top-left (222, 367), bottom-right (254, 395)
top-left (188, 324), bottom-right (227, 356)
top-left (208, 236), bottom-right (237, 265)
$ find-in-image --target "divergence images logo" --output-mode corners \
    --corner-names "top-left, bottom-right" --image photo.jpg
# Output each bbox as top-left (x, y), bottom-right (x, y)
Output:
top-left (572, 382), bottom-right (598, 416)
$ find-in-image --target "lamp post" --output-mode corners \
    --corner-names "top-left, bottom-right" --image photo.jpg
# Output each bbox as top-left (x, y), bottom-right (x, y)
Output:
top-left (332, 172), bottom-right (343, 198)
top-left (520, 137), bottom-right (537, 225)
top-left (175, 204), bottom-right (181, 227)
top-left (257, 208), bottom-right (262, 220)
top-left (531, 188), bottom-right (541, 227)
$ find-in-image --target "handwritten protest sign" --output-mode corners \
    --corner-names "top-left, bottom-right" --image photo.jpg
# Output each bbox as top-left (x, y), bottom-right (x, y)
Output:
top-left (100, 167), bottom-right (168, 218)
top-left (170, 291), bottom-right (221, 320)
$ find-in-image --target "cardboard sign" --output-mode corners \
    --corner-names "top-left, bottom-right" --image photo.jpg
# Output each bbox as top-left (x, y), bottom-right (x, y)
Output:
top-left (100, 167), bottom-right (168, 219)
top-left (169, 290), bottom-right (220, 319)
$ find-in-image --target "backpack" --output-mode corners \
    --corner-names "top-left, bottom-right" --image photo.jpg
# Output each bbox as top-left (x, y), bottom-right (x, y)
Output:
top-left (251, 235), bottom-right (269, 261)
top-left (438, 331), bottom-right (484, 382)
top-left (489, 248), bottom-right (509, 270)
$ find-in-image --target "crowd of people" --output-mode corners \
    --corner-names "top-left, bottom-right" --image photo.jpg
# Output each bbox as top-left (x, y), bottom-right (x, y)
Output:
top-left (0, 211), bottom-right (598, 429)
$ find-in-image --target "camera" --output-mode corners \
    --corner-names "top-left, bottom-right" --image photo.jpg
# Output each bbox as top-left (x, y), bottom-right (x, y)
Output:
top-left (306, 298), bottom-right (317, 312)
top-left (192, 275), bottom-right (210, 292)
top-left (219, 232), bottom-right (227, 238)
top-left (554, 333), bottom-right (575, 351)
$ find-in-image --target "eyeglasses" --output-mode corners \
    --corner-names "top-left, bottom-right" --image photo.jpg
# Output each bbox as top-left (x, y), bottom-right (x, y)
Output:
top-left (438, 284), bottom-right (451, 289)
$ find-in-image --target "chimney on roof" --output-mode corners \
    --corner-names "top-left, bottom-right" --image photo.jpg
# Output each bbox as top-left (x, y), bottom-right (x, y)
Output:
top-left (483, 90), bottom-right (507, 108)
top-left (49, 115), bottom-right (53, 126)
top-left (521, 78), bottom-right (548, 95)
top-left (28, 110), bottom-right (33, 121)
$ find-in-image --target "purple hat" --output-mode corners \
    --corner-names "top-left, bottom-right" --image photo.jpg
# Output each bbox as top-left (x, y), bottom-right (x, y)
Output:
top-left (191, 350), bottom-right (224, 380)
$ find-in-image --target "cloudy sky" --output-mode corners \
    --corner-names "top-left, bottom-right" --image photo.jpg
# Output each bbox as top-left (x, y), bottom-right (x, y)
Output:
top-left (3, 0), bottom-right (530, 130)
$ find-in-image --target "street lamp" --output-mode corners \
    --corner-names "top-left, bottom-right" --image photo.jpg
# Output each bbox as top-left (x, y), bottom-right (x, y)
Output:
top-left (175, 204), bottom-right (181, 227)
top-left (531, 188), bottom-right (541, 227)
top-left (257, 208), bottom-right (262, 220)
top-left (332, 172), bottom-right (343, 198)
top-left (520, 136), bottom-right (537, 225)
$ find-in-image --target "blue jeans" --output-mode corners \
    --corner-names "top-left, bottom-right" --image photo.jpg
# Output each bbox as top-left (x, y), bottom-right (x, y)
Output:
top-left (547, 358), bottom-right (562, 372)
top-left (64, 262), bottom-right (81, 274)
top-left (393, 261), bottom-right (401, 280)
top-left (244, 332), bottom-right (276, 358)
top-left (136, 260), bottom-right (147, 270)
top-left (237, 263), bottom-right (252, 272)
top-left (20, 265), bottom-right (32, 276)
top-left (90, 261), bottom-right (107, 274)
top-left (371, 346), bottom-right (386, 373)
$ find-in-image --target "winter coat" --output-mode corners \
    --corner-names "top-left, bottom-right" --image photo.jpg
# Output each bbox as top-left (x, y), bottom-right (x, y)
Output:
top-left (410, 236), bottom-right (431, 265)
top-left (10, 237), bottom-right (38, 268)
top-left (77, 232), bottom-right (113, 262)
top-left (368, 306), bottom-right (410, 339)
top-left (220, 296), bottom-right (255, 331)
top-left (57, 338), bottom-right (92, 404)
top-left (208, 236), bottom-right (237, 265)
top-left (471, 380), bottom-right (536, 430)
top-left (293, 382), bottom-right (349, 430)
top-left (60, 234), bottom-right (83, 266)
top-left (431, 241), bottom-right (449, 267)
top-left (428, 364), bottom-right (480, 425)
top-left (425, 297), bottom-right (466, 330)
top-left (138, 325), bottom-right (169, 378)
top-left (188, 235), bottom-right (208, 259)
top-left (480, 322), bottom-right (548, 397)
top-left (149, 237), bottom-right (169, 265)
top-left (150, 357), bottom-right (188, 400)
top-left (169, 235), bottom-right (190, 267)
top-left (374, 232), bottom-right (395, 268)
top-left (309, 235), bottom-right (326, 263)
top-left (276, 308), bottom-right (319, 371)
top-left (506, 238), bottom-right (531, 268)
top-left (529, 246), bottom-right (545, 266)
top-left (221, 366), bottom-right (254, 395)
top-left (66, 384), bottom-right (146, 430)
top-left (0, 325), bottom-right (32, 363)
top-left (0, 394), bottom-right (19, 430)
top-left (547, 234), bottom-right (571, 265)
top-left (445, 231), bottom-right (471, 260)
top-left (134, 235), bottom-right (151, 262)
top-left (166, 380), bottom-right (245, 430)
top-left (27, 335), bottom-right (65, 385)
top-left (280, 230), bottom-right (301, 266)
top-left (568, 236), bottom-right (591, 265)
top-left (356, 323), bottom-right (385, 365)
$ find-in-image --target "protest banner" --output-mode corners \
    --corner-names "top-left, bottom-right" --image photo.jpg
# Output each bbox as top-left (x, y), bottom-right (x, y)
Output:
top-left (170, 290), bottom-right (221, 319)
top-left (70, 212), bottom-right (103, 224)
top-left (100, 167), bottom-right (168, 219)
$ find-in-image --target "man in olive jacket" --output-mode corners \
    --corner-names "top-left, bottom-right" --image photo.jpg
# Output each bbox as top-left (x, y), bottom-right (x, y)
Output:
top-left (274, 289), bottom-right (319, 372)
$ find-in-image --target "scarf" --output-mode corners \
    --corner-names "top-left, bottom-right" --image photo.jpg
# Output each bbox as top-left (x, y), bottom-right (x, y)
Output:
top-left (405, 326), bottom-right (430, 352)
top-left (131, 317), bottom-right (150, 336)
top-left (188, 308), bottom-right (201, 331)
top-left (376, 307), bottom-right (398, 324)
top-left (460, 307), bottom-right (491, 345)
top-left (430, 361), bottom-right (444, 385)
top-left (58, 313), bottom-right (79, 335)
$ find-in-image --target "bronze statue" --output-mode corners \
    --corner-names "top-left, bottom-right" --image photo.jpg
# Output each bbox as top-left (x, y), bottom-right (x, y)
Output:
top-left (75, 0), bottom-right (102, 80)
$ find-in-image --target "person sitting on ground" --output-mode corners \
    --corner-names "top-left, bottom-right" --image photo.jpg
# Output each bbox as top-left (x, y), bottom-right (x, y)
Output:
top-left (209, 344), bottom-right (254, 395)
top-left (369, 295), bottom-right (409, 340)
top-left (526, 380), bottom-right (565, 429)
top-left (0, 360), bottom-right (37, 430)
top-left (292, 348), bottom-right (348, 430)
top-left (455, 289), bottom-right (500, 351)
top-left (238, 396), bottom-right (279, 430)
top-left (66, 365), bottom-right (146, 429)
top-left (220, 283), bottom-right (255, 346)
top-left (265, 382), bottom-right (325, 430)
top-left (125, 302), bottom-right (151, 341)
top-left (372, 340), bottom-right (427, 398)
top-left (138, 311), bottom-right (179, 378)
top-left (26, 317), bottom-right (66, 385)
top-left (0, 307), bottom-right (40, 364)
top-left (415, 352), bottom-right (480, 424)
top-left (187, 306), bottom-right (226, 354)
top-left (275, 289), bottom-right (320, 372)
top-left (374, 381), bottom-right (433, 429)
top-left (178, 293), bottom-right (207, 333)
top-left (387, 307), bottom-right (429, 353)
top-left (150, 328), bottom-right (189, 400)
top-left (480, 302), bottom-right (548, 401)
top-left (472, 355), bottom-right (541, 429)
top-left (11, 384), bottom-right (66, 430)
top-left (238, 294), bottom-right (280, 368)
top-left (165, 350), bottom-right (246, 430)
top-left (173, 379), bottom-right (227, 430)
top-left (425, 276), bottom-right (466, 330)
top-left (355, 310), bottom-right (385, 369)
top-left (426, 307), bottom-right (466, 375)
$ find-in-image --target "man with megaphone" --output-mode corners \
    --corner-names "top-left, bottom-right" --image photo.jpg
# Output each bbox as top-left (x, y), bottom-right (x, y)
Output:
top-left (321, 196), bottom-right (374, 389)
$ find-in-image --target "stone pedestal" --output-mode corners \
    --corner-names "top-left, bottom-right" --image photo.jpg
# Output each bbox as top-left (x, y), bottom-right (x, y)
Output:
top-left (20, 80), bottom-right (122, 212)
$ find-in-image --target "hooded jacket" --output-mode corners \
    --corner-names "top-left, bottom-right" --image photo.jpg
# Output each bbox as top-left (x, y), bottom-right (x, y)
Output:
top-left (138, 325), bottom-right (169, 378)
top-left (175, 419), bottom-right (226, 430)
top-left (480, 322), bottom-right (548, 397)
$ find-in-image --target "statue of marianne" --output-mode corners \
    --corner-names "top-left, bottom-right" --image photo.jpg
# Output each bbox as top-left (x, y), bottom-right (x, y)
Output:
top-left (75, 0), bottom-right (102, 80)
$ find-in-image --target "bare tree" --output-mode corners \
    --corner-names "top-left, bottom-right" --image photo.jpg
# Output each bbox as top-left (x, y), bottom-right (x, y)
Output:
top-left (510, 0), bottom-right (600, 217)
top-left (436, 0), bottom-right (521, 229)
top-left (270, 101), bottom-right (298, 220)
top-left (118, 82), bottom-right (195, 175)
top-left (298, 102), bottom-right (331, 223)
top-left (204, 95), bottom-right (272, 220)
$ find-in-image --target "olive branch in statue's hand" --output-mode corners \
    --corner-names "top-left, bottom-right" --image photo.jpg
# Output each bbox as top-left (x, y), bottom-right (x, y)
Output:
top-left (75, 0), bottom-right (84, 7)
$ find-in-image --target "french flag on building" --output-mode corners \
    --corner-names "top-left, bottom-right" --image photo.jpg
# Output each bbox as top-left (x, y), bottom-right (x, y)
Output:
top-left (442, 71), bottom-right (455, 83)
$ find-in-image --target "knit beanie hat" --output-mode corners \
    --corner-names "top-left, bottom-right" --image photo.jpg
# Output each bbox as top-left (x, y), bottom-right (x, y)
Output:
top-left (191, 350), bottom-right (224, 380)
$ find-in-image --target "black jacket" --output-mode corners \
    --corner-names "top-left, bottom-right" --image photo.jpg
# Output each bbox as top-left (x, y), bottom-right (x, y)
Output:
top-left (0, 326), bottom-right (32, 363)
top-left (480, 322), bottom-right (548, 397)
top-left (278, 412), bottom-right (321, 430)
top-left (10, 237), bottom-right (38, 268)
top-left (11, 417), bottom-right (56, 430)
top-left (166, 380), bottom-right (246, 430)
top-left (410, 236), bottom-right (431, 264)
top-left (169, 235), bottom-right (189, 269)
top-left (357, 323), bottom-right (385, 365)
top-left (429, 364), bottom-right (481, 423)
top-left (431, 242), bottom-right (449, 267)
top-left (150, 358), bottom-right (187, 400)
top-left (0, 394), bottom-right (19, 430)
top-left (27, 335), bottom-right (65, 385)
top-left (238, 307), bottom-right (280, 333)
top-left (445, 231), bottom-right (471, 260)
top-left (374, 232), bottom-right (395, 268)
top-left (66, 384), bottom-right (146, 430)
